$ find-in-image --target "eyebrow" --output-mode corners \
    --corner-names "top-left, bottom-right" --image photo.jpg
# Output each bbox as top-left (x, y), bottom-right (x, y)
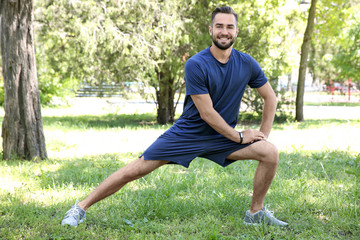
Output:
top-left (214, 23), bottom-right (236, 27)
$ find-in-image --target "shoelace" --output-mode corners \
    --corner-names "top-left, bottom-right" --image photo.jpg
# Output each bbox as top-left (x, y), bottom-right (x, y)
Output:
top-left (65, 205), bottom-right (83, 218)
top-left (262, 205), bottom-right (288, 225)
top-left (263, 205), bottom-right (275, 218)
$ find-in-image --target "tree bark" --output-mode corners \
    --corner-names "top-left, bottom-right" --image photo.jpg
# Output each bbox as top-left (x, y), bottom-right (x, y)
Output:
top-left (0, 0), bottom-right (47, 160)
top-left (295, 0), bottom-right (317, 122)
top-left (156, 69), bottom-right (176, 125)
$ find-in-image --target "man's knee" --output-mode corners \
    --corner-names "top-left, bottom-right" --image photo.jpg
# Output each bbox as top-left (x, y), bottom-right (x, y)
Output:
top-left (263, 142), bottom-right (279, 165)
top-left (121, 157), bottom-right (168, 182)
top-left (254, 141), bottom-right (278, 165)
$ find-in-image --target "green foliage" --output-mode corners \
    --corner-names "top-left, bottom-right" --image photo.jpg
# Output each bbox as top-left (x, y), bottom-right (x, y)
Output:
top-left (346, 154), bottom-right (360, 178)
top-left (2, 0), bottom-right (357, 116)
top-left (308, 0), bottom-right (360, 87)
top-left (332, 4), bottom-right (360, 82)
top-left (37, 70), bottom-right (76, 105)
top-left (35, 0), bottom-right (131, 102)
top-left (117, 0), bottom-right (194, 123)
top-left (345, 153), bottom-right (360, 211)
top-left (33, 0), bottom-right (301, 116)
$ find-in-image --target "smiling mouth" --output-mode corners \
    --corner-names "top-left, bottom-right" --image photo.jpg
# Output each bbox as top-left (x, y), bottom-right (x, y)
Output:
top-left (218, 36), bottom-right (231, 41)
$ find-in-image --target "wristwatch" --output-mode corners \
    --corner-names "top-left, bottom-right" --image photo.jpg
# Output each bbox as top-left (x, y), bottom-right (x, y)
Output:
top-left (238, 131), bottom-right (243, 144)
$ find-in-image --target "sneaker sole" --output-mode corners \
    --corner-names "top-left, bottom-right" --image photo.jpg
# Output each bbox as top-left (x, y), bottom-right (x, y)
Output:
top-left (61, 218), bottom-right (85, 227)
top-left (244, 221), bottom-right (261, 226)
top-left (244, 220), bottom-right (288, 227)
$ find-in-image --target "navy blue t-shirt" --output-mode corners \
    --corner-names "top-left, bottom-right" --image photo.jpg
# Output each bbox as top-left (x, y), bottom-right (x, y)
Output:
top-left (166, 47), bottom-right (267, 138)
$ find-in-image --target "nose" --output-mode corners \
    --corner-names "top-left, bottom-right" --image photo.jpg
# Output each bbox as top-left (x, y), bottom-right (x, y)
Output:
top-left (220, 27), bottom-right (231, 36)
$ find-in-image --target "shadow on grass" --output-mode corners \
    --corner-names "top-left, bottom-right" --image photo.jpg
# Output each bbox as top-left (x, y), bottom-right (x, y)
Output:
top-left (32, 149), bottom-right (358, 196)
top-left (42, 113), bottom-right (164, 130)
top-left (2, 111), bottom-right (359, 132)
top-left (42, 112), bottom-right (360, 132)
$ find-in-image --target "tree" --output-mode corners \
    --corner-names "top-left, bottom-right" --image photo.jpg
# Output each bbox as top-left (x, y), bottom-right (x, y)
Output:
top-left (34, 0), bottom-right (192, 124)
top-left (332, 3), bottom-right (360, 84)
top-left (0, 0), bottom-right (47, 160)
top-left (307, 0), bottom-right (354, 92)
top-left (227, 0), bottom-right (301, 116)
top-left (124, 0), bottom-right (192, 124)
top-left (296, 0), bottom-right (317, 122)
top-left (34, 0), bottom-right (129, 104)
top-left (33, 0), bottom-right (301, 124)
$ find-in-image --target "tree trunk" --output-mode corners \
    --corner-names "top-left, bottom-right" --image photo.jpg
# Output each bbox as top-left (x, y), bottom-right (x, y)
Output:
top-left (295, 0), bottom-right (317, 122)
top-left (287, 73), bottom-right (292, 92)
top-left (156, 70), bottom-right (175, 124)
top-left (167, 76), bottom-right (175, 123)
top-left (0, 0), bottom-right (47, 160)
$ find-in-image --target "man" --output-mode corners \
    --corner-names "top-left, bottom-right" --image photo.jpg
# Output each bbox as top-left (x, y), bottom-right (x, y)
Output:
top-left (62, 6), bottom-right (288, 227)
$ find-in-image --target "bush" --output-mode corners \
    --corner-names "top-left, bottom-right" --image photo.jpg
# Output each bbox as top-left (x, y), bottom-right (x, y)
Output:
top-left (240, 83), bottom-right (295, 124)
top-left (38, 70), bottom-right (76, 106)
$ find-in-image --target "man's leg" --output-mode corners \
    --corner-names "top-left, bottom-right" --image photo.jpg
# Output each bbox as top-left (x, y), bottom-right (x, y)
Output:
top-left (78, 156), bottom-right (170, 210)
top-left (226, 140), bottom-right (279, 214)
top-left (62, 157), bottom-right (170, 226)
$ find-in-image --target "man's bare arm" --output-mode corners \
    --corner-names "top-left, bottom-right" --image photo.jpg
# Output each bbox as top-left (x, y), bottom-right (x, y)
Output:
top-left (191, 94), bottom-right (265, 144)
top-left (256, 82), bottom-right (278, 138)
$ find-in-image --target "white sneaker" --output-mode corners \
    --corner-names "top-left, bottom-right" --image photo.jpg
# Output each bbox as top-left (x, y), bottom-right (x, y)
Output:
top-left (61, 201), bottom-right (86, 227)
top-left (244, 205), bottom-right (288, 227)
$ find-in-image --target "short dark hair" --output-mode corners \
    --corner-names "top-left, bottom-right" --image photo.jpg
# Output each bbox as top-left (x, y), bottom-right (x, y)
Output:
top-left (211, 6), bottom-right (238, 26)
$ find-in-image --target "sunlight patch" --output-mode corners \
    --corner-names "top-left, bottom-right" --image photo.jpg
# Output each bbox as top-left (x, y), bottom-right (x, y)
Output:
top-left (0, 177), bottom-right (22, 192)
top-left (28, 188), bottom-right (88, 206)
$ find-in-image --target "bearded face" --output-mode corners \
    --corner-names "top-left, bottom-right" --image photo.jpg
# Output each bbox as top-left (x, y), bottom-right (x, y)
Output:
top-left (210, 13), bottom-right (238, 50)
top-left (211, 32), bottom-right (236, 50)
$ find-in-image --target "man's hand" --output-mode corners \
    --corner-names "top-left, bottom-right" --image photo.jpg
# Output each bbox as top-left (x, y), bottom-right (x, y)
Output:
top-left (241, 129), bottom-right (266, 144)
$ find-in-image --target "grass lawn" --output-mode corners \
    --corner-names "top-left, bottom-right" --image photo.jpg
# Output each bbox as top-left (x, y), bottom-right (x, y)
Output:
top-left (0, 99), bottom-right (359, 239)
top-left (304, 102), bottom-right (360, 107)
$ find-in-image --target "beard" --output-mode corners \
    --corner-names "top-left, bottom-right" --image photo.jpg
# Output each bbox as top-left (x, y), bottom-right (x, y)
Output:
top-left (211, 34), bottom-right (236, 50)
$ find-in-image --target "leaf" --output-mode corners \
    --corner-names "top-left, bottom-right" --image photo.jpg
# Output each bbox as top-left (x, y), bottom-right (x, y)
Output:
top-left (122, 217), bottom-right (134, 227)
top-left (345, 169), bottom-right (356, 176)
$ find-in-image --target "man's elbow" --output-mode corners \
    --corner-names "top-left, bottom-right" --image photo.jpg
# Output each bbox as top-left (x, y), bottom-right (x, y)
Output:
top-left (199, 110), bottom-right (214, 123)
top-left (200, 112), bottom-right (210, 122)
top-left (270, 97), bottom-right (278, 110)
top-left (265, 93), bottom-right (278, 106)
top-left (274, 97), bottom-right (278, 106)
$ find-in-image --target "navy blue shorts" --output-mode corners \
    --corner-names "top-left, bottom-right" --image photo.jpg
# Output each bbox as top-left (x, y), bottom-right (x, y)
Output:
top-left (140, 132), bottom-right (253, 168)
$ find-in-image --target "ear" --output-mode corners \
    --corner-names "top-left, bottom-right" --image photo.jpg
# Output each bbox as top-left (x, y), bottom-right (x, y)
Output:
top-left (209, 25), bottom-right (212, 35)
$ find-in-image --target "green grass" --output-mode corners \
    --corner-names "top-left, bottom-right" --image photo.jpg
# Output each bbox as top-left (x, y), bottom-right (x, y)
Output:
top-left (43, 113), bottom-right (171, 131)
top-left (1, 151), bottom-right (359, 239)
top-left (274, 118), bottom-right (360, 130)
top-left (1, 106), bottom-right (360, 239)
top-left (304, 102), bottom-right (360, 107)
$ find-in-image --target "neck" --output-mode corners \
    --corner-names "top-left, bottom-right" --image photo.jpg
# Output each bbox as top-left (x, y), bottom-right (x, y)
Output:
top-left (209, 44), bottom-right (233, 64)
